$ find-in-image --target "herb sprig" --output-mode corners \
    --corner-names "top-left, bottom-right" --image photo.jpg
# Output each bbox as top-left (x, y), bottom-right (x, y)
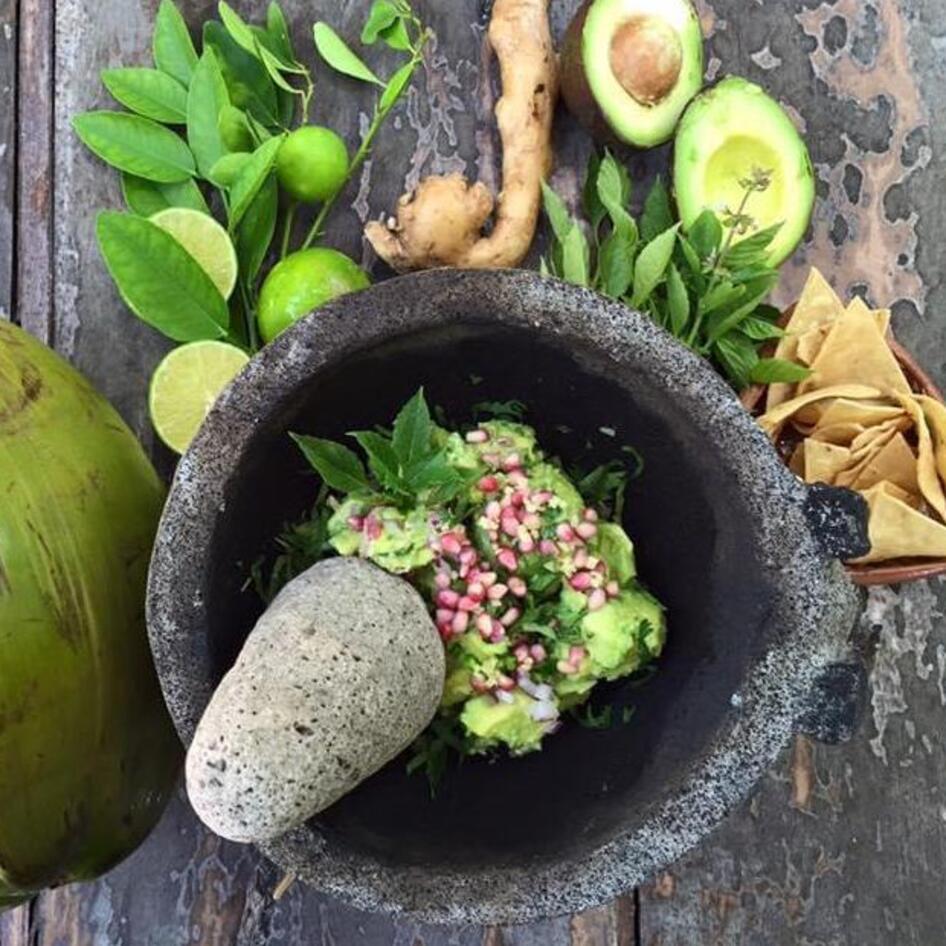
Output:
top-left (541, 152), bottom-right (810, 390)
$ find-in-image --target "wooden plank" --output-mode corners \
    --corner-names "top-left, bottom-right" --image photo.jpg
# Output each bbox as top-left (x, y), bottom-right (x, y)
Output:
top-left (0, 0), bottom-right (14, 321)
top-left (15, 0), bottom-right (53, 341)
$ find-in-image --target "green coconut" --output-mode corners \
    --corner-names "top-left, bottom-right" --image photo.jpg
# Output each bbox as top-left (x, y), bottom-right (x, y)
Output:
top-left (0, 321), bottom-right (180, 906)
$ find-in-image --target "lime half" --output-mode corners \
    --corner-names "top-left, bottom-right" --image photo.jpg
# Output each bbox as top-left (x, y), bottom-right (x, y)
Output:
top-left (150, 208), bottom-right (239, 301)
top-left (149, 341), bottom-right (249, 454)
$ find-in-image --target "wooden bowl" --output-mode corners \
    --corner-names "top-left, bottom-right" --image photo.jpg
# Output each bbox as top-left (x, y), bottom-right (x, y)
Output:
top-left (741, 311), bottom-right (946, 587)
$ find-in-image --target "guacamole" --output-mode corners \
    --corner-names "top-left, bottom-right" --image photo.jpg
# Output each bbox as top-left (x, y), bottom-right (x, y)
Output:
top-left (312, 409), bottom-right (667, 757)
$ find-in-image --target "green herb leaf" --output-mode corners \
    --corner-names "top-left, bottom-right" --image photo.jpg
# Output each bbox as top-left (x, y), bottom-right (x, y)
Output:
top-left (688, 209), bottom-right (723, 260)
top-left (96, 211), bottom-right (228, 342)
top-left (574, 703), bottom-right (613, 730)
top-left (227, 134), bottom-right (283, 230)
top-left (392, 388), bottom-right (432, 466)
top-left (596, 150), bottom-right (632, 219)
top-left (73, 111), bottom-right (196, 182)
top-left (640, 176), bottom-right (673, 242)
top-left (597, 226), bottom-right (635, 298)
top-left (705, 273), bottom-right (778, 343)
top-left (408, 451), bottom-right (461, 494)
top-left (749, 358), bottom-right (811, 384)
top-left (290, 434), bottom-right (372, 493)
top-left (204, 22), bottom-right (281, 130)
top-left (350, 431), bottom-right (405, 494)
top-left (541, 181), bottom-right (573, 246)
top-left (379, 18), bottom-right (412, 52)
top-left (738, 313), bottom-right (784, 341)
top-left (722, 222), bottom-right (783, 268)
top-left (265, 2), bottom-right (297, 63)
top-left (713, 333), bottom-right (759, 389)
top-left (236, 175), bottom-right (278, 282)
top-left (676, 234), bottom-right (703, 278)
top-left (700, 281), bottom-right (744, 315)
top-left (121, 173), bottom-right (209, 216)
top-left (581, 152), bottom-right (606, 233)
top-left (666, 263), bottom-right (691, 336)
top-left (379, 60), bottom-right (418, 113)
top-left (217, 1), bottom-right (259, 56)
top-left (101, 68), bottom-right (189, 124)
top-left (472, 399), bottom-right (527, 421)
top-left (630, 224), bottom-right (679, 308)
top-left (562, 224), bottom-right (591, 287)
top-left (187, 49), bottom-right (231, 179)
top-left (209, 152), bottom-right (252, 188)
top-left (153, 0), bottom-right (199, 88)
top-left (362, 1), bottom-right (399, 44)
top-left (313, 23), bottom-right (384, 86)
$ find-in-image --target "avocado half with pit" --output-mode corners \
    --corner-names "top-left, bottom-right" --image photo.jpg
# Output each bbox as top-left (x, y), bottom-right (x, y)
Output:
top-left (674, 77), bottom-right (816, 267)
top-left (561, 0), bottom-right (704, 149)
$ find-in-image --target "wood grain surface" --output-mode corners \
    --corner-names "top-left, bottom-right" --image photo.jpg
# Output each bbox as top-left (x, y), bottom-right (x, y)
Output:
top-left (1, 1), bottom-right (945, 944)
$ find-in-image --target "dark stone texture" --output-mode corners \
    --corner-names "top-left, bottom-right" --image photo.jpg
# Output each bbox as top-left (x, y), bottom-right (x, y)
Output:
top-left (802, 485), bottom-right (871, 562)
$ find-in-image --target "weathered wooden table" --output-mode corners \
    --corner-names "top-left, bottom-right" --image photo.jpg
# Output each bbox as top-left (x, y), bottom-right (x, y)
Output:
top-left (2, 0), bottom-right (945, 943)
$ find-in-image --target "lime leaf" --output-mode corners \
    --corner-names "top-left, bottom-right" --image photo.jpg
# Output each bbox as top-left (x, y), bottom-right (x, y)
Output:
top-left (379, 19), bottom-right (411, 52)
top-left (208, 152), bottom-right (252, 187)
top-left (102, 68), bottom-right (189, 123)
top-left (749, 358), bottom-right (810, 384)
top-left (153, 0), bottom-right (199, 88)
top-left (73, 111), bottom-right (196, 182)
top-left (217, 1), bottom-right (258, 56)
top-left (96, 211), bottom-right (229, 342)
top-left (204, 22), bottom-right (280, 129)
top-left (266, 3), bottom-right (296, 63)
top-left (290, 434), bottom-right (372, 493)
top-left (227, 135), bottom-right (284, 230)
top-left (379, 60), bottom-right (418, 113)
top-left (666, 263), bottom-right (690, 336)
top-left (392, 388), bottom-right (431, 466)
top-left (630, 224), bottom-right (679, 308)
top-left (121, 173), bottom-right (209, 216)
top-left (187, 49), bottom-right (231, 178)
top-left (313, 23), bottom-right (383, 86)
top-left (362, 1), bottom-right (399, 44)
top-left (236, 176), bottom-right (278, 282)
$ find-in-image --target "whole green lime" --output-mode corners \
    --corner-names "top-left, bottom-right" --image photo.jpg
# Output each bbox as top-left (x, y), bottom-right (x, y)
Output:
top-left (258, 248), bottom-right (370, 343)
top-left (276, 126), bottom-right (350, 204)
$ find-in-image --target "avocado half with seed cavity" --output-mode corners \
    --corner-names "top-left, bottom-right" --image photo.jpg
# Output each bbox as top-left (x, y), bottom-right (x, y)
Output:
top-left (561, 0), bottom-right (704, 149)
top-left (674, 77), bottom-right (816, 267)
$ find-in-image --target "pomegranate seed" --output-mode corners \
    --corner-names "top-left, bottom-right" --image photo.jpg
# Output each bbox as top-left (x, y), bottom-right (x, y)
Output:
top-left (607, 581), bottom-right (620, 597)
top-left (514, 643), bottom-right (530, 662)
top-left (479, 475), bottom-right (500, 493)
top-left (460, 547), bottom-right (477, 566)
top-left (570, 571), bottom-right (593, 591)
top-left (487, 583), bottom-right (509, 601)
top-left (576, 522), bottom-right (598, 541)
top-left (534, 491), bottom-right (554, 505)
top-left (441, 533), bottom-right (462, 557)
top-left (466, 430), bottom-right (489, 444)
top-left (476, 613), bottom-right (493, 636)
top-left (459, 596), bottom-right (480, 612)
top-left (510, 490), bottom-right (526, 508)
top-left (557, 660), bottom-right (575, 675)
top-left (587, 588), bottom-right (608, 612)
top-left (530, 644), bottom-right (547, 662)
top-left (573, 548), bottom-right (589, 569)
top-left (482, 453), bottom-right (500, 468)
top-left (347, 515), bottom-right (365, 531)
top-left (502, 515), bottom-right (520, 538)
top-left (500, 607), bottom-right (521, 628)
top-left (508, 577), bottom-right (528, 597)
top-left (436, 608), bottom-right (456, 626)
top-left (498, 675), bottom-right (516, 692)
top-left (485, 500), bottom-right (502, 520)
top-left (569, 646), bottom-right (587, 664)
top-left (479, 571), bottom-right (498, 588)
top-left (459, 563), bottom-right (471, 579)
top-left (365, 517), bottom-right (383, 541)
top-left (523, 512), bottom-right (542, 531)
top-left (466, 582), bottom-right (485, 601)
top-left (507, 470), bottom-right (528, 488)
top-left (502, 453), bottom-right (521, 472)
top-left (497, 549), bottom-right (519, 572)
top-left (583, 508), bottom-right (599, 522)
top-left (519, 533), bottom-right (536, 554)
top-left (539, 539), bottom-right (558, 557)
top-left (471, 676), bottom-right (490, 694)
top-left (489, 624), bottom-right (506, 643)
top-left (434, 571), bottom-right (451, 590)
top-left (437, 589), bottom-right (460, 608)
top-left (556, 523), bottom-right (575, 542)
top-left (452, 611), bottom-right (470, 634)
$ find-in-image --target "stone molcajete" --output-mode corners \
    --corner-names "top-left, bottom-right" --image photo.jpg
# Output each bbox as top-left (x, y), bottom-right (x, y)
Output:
top-left (147, 269), bottom-right (868, 925)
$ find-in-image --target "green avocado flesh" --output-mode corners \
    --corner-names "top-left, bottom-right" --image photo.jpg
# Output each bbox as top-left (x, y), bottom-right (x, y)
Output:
top-left (582, 0), bottom-right (704, 148)
top-left (674, 76), bottom-right (816, 267)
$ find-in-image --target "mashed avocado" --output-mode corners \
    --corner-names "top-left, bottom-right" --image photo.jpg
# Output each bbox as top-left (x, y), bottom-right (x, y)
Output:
top-left (286, 404), bottom-right (667, 761)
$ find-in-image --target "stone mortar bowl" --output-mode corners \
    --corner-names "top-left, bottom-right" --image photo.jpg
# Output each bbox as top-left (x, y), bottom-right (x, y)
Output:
top-left (147, 269), bottom-right (868, 926)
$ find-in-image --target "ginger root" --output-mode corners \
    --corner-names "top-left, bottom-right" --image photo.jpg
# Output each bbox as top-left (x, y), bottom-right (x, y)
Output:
top-left (365, 0), bottom-right (557, 272)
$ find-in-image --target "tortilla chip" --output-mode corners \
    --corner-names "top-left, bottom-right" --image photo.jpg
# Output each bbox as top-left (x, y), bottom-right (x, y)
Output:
top-left (798, 439), bottom-right (852, 485)
top-left (796, 326), bottom-right (831, 366)
top-left (767, 269), bottom-right (844, 409)
top-left (789, 443), bottom-right (806, 477)
top-left (814, 398), bottom-right (906, 432)
top-left (848, 416), bottom-right (913, 457)
top-left (809, 422), bottom-right (869, 446)
top-left (872, 480), bottom-right (921, 509)
top-left (850, 487), bottom-right (946, 563)
top-left (847, 295), bottom-right (891, 338)
top-left (916, 395), bottom-right (946, 488)
top-left (892, 393), bottom-right (946, 521)
top-left (798, 305), bottom-right (910, 396)
top-left (758, 384), bottom-right (882, 440)
top-left (847, 433), bottom-right (919, 493)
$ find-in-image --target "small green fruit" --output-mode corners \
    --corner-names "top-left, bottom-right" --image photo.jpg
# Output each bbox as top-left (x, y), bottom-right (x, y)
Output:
top-left (218, 105), bottom-right (254, 153)
top-left (258, 248), bottom-right (370, 343)
top-left (276, 126), bottom-right (350, 205)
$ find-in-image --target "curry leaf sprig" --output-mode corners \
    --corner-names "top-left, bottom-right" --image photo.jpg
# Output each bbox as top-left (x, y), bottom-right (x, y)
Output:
top-left (541, 152), bottom-right (810, 390)
top-left (73, 0), bottom-right (429, 355)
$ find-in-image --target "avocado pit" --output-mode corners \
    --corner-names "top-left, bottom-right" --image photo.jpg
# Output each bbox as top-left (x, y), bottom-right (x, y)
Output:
top-left (610, 16), bottom-right (683, 106)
